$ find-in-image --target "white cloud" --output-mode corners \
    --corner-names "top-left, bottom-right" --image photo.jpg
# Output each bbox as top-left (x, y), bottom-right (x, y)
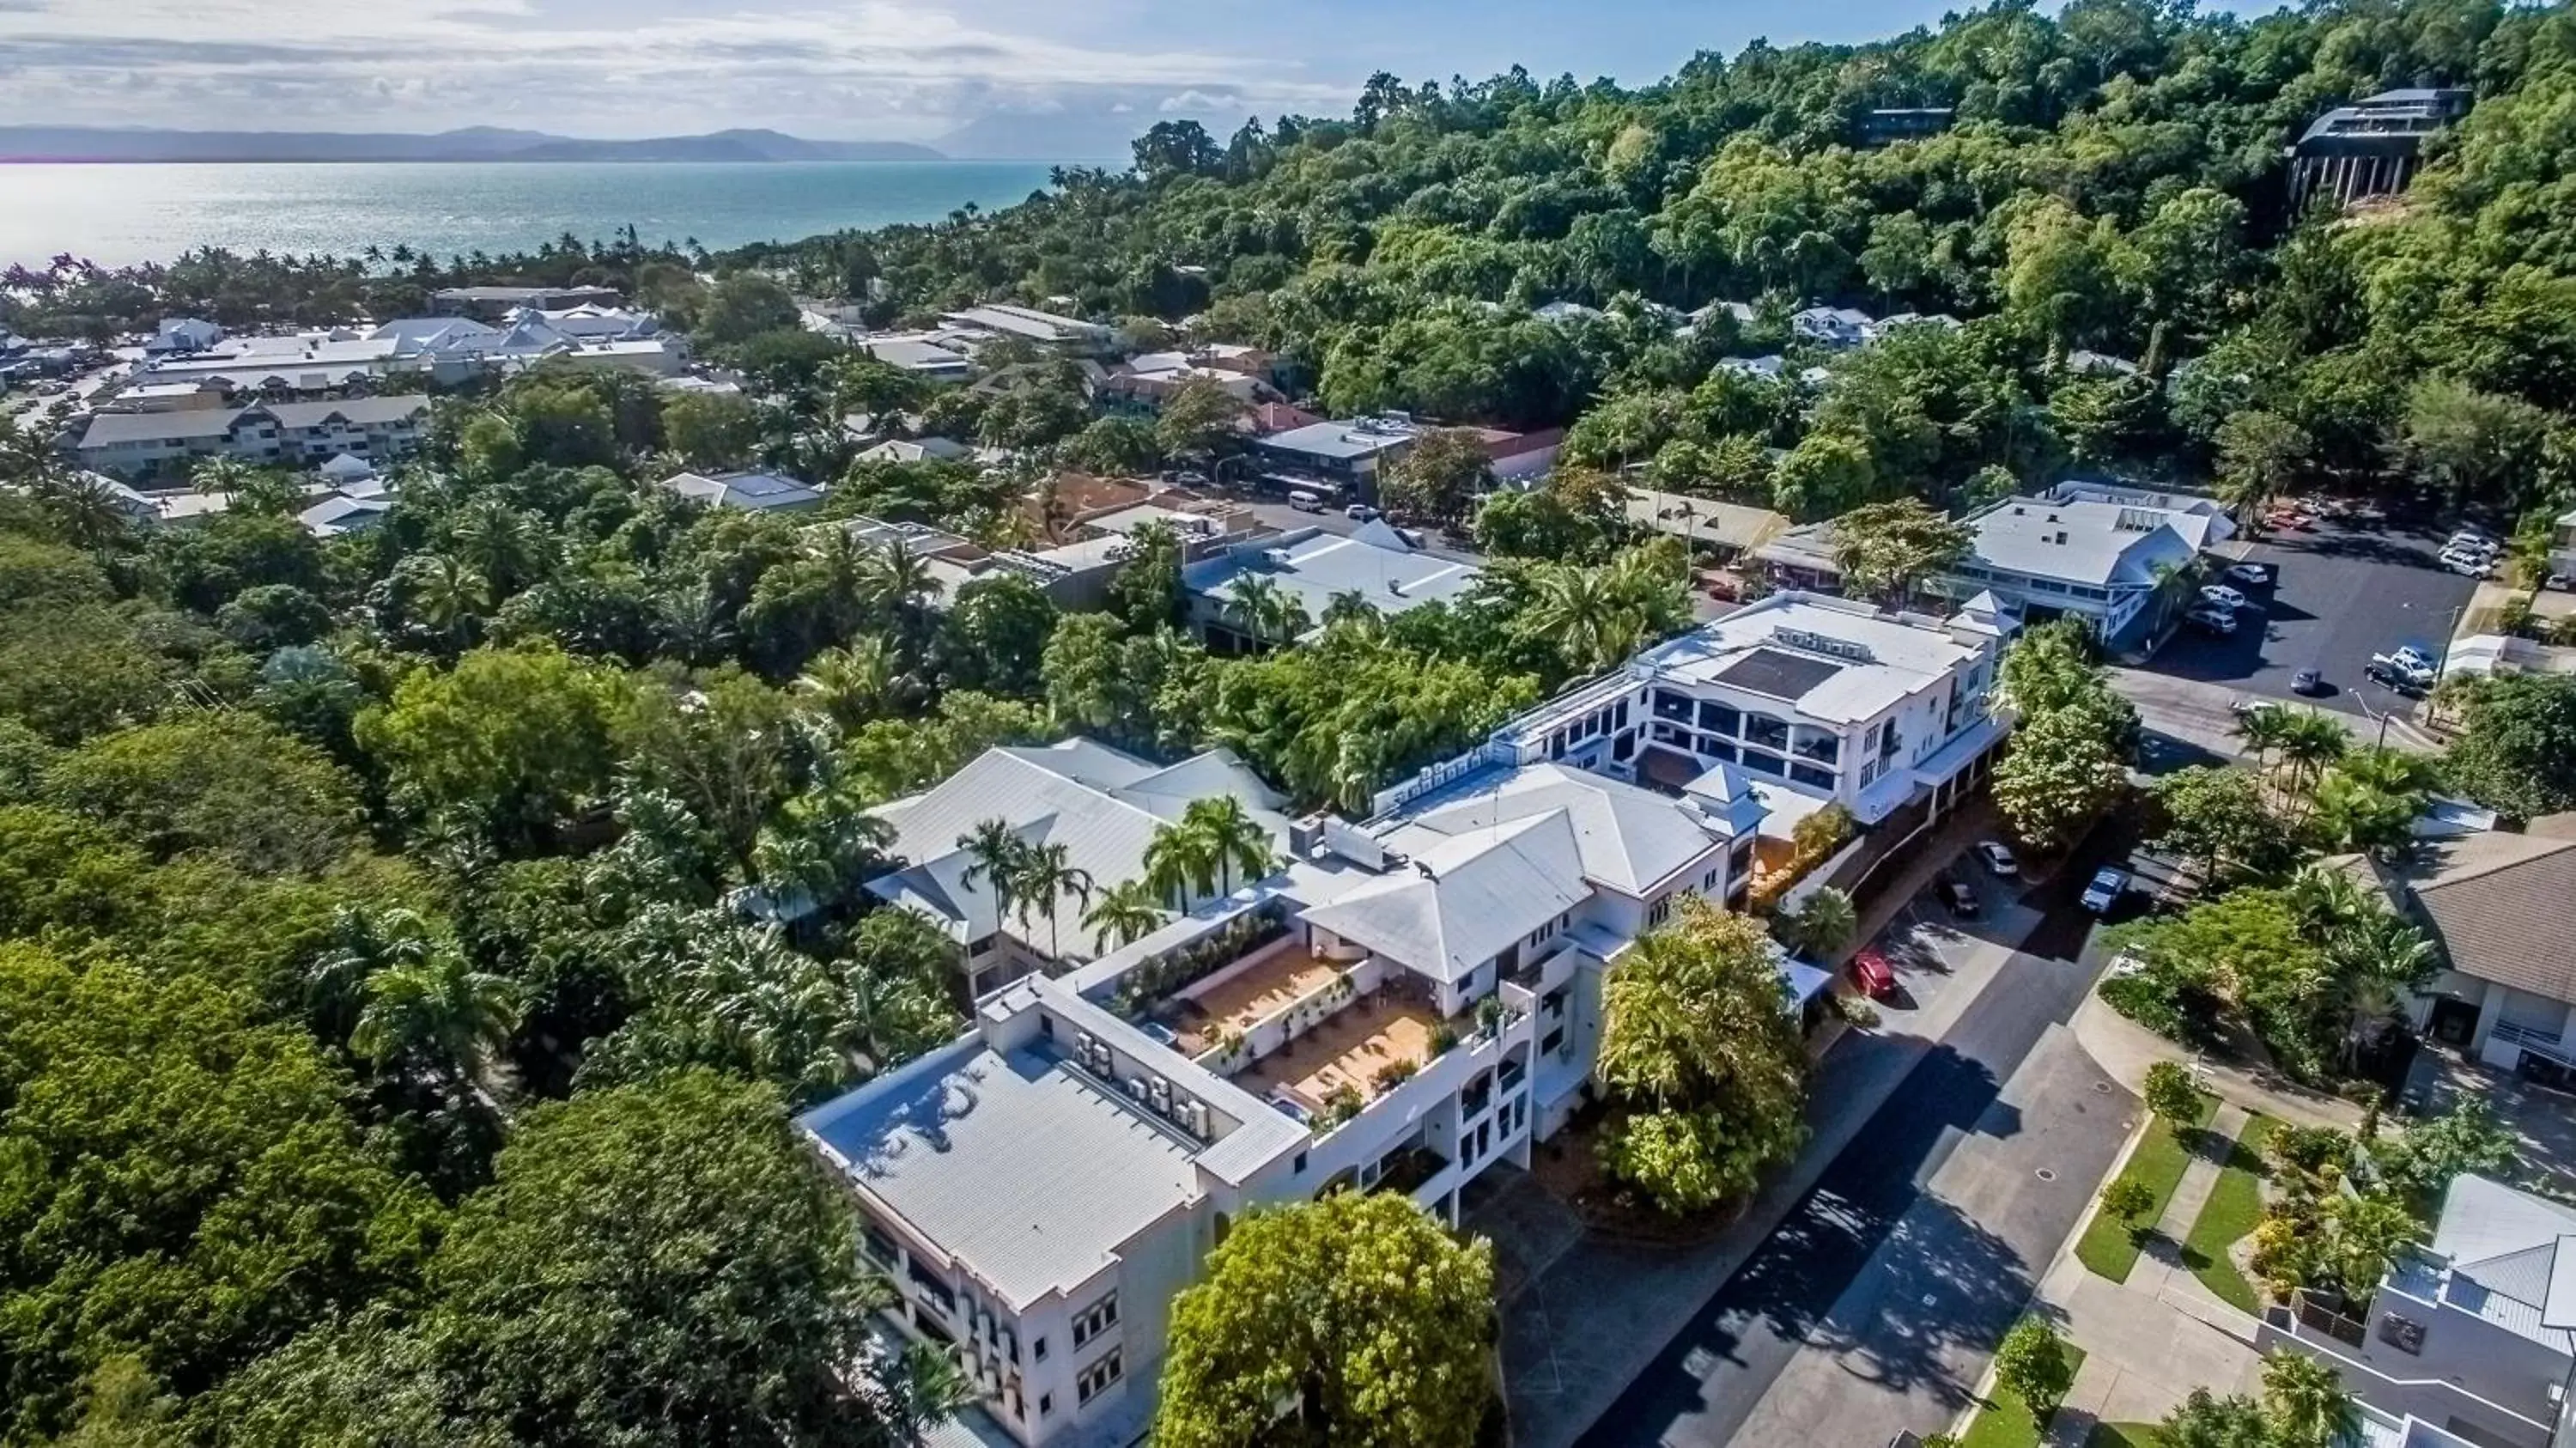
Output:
top-left (0, 0), bottom-right (1349, 137)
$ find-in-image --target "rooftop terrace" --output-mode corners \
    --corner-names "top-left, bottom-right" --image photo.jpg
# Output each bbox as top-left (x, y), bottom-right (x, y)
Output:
top-left (1229, 991), bottom-right (1443, 1117)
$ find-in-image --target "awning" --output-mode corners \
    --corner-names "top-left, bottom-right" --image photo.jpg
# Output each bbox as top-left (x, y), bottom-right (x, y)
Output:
top-left (1910, 712), bottom-right (2011, 789)
top-left (1779, 957), bottom-right (1835, 1007)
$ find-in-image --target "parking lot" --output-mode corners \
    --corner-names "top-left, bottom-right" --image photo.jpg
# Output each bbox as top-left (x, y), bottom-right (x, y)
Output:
top-left (2146, 514), bottom-right (2481, 719)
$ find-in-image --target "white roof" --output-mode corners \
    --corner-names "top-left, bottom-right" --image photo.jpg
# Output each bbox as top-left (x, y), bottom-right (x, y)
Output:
top-left (1183, 525), bottom-right (1482, 633)
top-left (868, 741), bottom-right (1284, 958)
top-left (1299, 813), bottom-right (1587, 982)
top-left (799, 1039), bottom-right (1202, 1311)
top-left (1964, 496), bottom-right (2208, 588)
top-left (2427, 1175), bottom-right (2576, 1348)
top-left (1634, 593), bottom-right (1980, 725)
top-left (856, 436), bottom-right (973, 465)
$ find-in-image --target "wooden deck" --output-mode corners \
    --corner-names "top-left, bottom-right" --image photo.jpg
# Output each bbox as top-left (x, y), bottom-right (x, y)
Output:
top-left (1230, 996), bottom-right (1440, 1111)
top-left (1172, 948), bottom-right (1343, 1055)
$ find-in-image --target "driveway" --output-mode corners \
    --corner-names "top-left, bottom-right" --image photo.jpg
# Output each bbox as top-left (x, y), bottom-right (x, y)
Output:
top-left (2145, 518), bottom-right (2478, 718)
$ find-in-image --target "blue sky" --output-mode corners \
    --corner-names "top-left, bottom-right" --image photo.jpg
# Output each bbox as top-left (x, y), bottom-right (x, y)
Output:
top-left (0, 0), bottom-right (2061, 154)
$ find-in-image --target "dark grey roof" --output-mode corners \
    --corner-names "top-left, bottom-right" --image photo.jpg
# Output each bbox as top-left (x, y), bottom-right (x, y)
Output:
top-left (1712, 647), bottom-right (1848, 701)
top-left (265, 397), bottom-right (430, 428)
top-left (79, 411), bottom-right (242, 446)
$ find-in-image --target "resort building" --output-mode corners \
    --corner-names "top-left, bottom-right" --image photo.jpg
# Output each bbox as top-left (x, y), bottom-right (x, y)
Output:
top-left (1790, 306), bottom-right (1875, 349)
top-left (128, 309), bottom-right (686, 396)
top-left (1935, 490), bottom-right (2227, 648)
top-left (804, 736), bottom-right (1776, 1447)
top-left (2263, 1174), bottom-right (2576, 1448)
top-left (1244, 416), bottom-right (1562, 501)
top-left (1409, 590), bottom-right (2014, 833)
top-left (2287, 87), bottom-right (2475, 210)
top-left (73, 396), bottom-right (434, 479)
top-left (1181, 521), bottom-right (1484, 651)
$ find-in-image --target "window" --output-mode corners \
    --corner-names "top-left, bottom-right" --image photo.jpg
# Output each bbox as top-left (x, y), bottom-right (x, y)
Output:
top-left (1790, 764), bottom-right (1836, 791)
top-left (1647, 896), bottom-right (1671, 927)
top-left (1072, 1293), bottom-right (1119, 1348)
top-left (1702, 867), bottom-right (1720, 891)
top-left (1613, 700), bottom-right (1629, 729)
top-left (1740, 750), bottom-right (1784, 779)
top-left (1697, 701), bottom-right (1741, 736)
top-left (1791, 730), bottom-right (1839, 764)
top-left (1697, 736), bottom-right (1738, 763)
top-left (1033, 1336), bottom-right (1048, 1362)
top-left (1038, 1394), bottom-right (1054, 1418)
top-left (1743, 714), bottom-right (1790, 751)
top-left (860, 1223), bottom-right (901, 1269)
top-left (1652, 721), bottom-right (1686, 745)
top-left (1653, 689), bottom-right (1692, 722)
top-left (1077, 1351), bottom-right (1124, 1405)
top-left (1293, 1151), bottom-right (1308, 1175)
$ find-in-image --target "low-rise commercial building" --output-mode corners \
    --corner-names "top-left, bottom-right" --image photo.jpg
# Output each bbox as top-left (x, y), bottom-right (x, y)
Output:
top-left (656, 468), bottom-right (827, 514)
top-left (1936, 490), bottom-right (2227, 648)
top-left (429, 283), bottom-right (623, 319)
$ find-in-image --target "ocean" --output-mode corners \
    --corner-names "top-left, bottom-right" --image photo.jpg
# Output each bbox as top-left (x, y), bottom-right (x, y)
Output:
top-left (0, 161), bottom-right (1065, 270)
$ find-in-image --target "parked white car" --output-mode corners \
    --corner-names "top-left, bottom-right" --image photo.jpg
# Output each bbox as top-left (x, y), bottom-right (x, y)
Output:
top-left (2186, 605), bottom-right (2239, 636)
top-left (2199, 584), bottom-right (2251, 612)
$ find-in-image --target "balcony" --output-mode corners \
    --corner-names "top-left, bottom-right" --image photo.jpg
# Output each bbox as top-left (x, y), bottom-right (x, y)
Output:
top-left (1375, 1143), bottom-right (1450, 1196)
top-left (1228, 991), bottom-right (1444, 1123)
top-left (1167, 945), bottom-right (1346, 1058)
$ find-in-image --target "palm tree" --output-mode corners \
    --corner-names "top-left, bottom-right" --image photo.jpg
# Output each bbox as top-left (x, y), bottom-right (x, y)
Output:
top-left (860, 537), bottom-right (944, 632)
top-left (2285, 860), bottom-right (2379, 934)
top-left (190, 454), bottom-right (257, 497)
top-left (349, 948), bottom-right (521, 1085)
top-left (956, 818), bottom-right (1027, 934)
top-left (2260, 1353), bottom-right (2359, 1448)
top-left (1143, 820), bottom-right (1219, 909)
top-left (2274, 709), bottom-right (2352, 801)
top-left (1083, 878), bottom-right (1168, 953)
top-left (1012, 841), bottom-right (1095, 962)
top-left (883, 1342), bottom-right (978, 1446)
top-left (2233, 702), bottom-right (2298, 777)
top-left (307, 904), bottom-right (438, 1042)
top-left (400, 552), bottom-right (491, 649)
top-left (1221, 575), bottom-right (1303, 650)
top-left (1779, 887), bottom-right (1858, 958)
top-left (794, 636), bottom-right (900, 733)
top-left (450, 497), bottom-right (546, 597)
top-left (1524, 563), bottom-right (1639, 675)
top-left (1181, 795), bottom-right (1276, 896)
top-left (1321, 588), bottom-right (1381, 632)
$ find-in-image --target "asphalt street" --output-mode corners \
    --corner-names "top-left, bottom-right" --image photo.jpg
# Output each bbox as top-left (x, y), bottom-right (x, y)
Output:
top-left (1574, 932), bottom-right (2112, 1448)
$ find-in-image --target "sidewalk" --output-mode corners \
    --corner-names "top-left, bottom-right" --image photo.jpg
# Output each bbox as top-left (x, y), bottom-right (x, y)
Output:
top-left (2015, 1110), bottom-right (2268, 1448)
top-left (2073, 993), bottom-right (2363, 1132)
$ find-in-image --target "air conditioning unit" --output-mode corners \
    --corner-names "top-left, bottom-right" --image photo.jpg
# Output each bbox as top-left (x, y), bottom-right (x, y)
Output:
top-left (1183, 1100), bottom-right (1210, 1138)
top-left (1126, 1076), bottom-right (1149, 1101)
top-left (1149, 1077), bottom-right (1172, 1113)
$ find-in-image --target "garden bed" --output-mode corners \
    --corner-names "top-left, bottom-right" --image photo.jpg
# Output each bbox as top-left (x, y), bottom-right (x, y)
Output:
top-left (2075, 1093), bottom-right (2218, 1282)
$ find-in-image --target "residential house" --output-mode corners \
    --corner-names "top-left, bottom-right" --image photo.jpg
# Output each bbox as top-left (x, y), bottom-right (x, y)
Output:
top-left (803, 739), bottom-right (1773, 1446)
top-left (2287, 87), bottom-right (2476, 210)
top-left (855, 436), bottom-right (975, 465)
top-left (2333, 819), bottom-right (2576, 1076)
top-left (1432, 589), bottom-right (2016, 831)
top-left (860, 336), bottom-right (978, 385)
top-left (296, 492), bottom-right (392, 538)
top-left (1097, 350), bottom-right (1280, 414)
top-left (73, 396), bottom-right (433, 479)
top-left (2263, 1174), bottom-right (2576, 1448)
top-left (657, 469), bottom-right (827, 514)
top-left (1936, 490), bottom-right (2229, 648)
top-left (2549, 506), bottom-right (2576, 587)
top-left (1863, 313), bottom-right (1963, 342)
top-left (1182, 521), bottom-right (1484, 651)
top-left (1715, 354), bottom-right (1788, 381)
top-left (1790, 307), bottom-right (1875, 350)
top-left (428, 284), bottom-right (623, 319)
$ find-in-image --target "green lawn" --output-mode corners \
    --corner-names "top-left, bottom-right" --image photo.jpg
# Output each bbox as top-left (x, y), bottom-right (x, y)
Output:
top-left (1960, 1342), bottom-right (2090, 1448)
top-left (2088, 1423), bottom-right (2168, 1448)
top-left (2180, 1115), bottom-right (2274, 1313)
top-left (2075, 1094), bottom-right (2219, 1283)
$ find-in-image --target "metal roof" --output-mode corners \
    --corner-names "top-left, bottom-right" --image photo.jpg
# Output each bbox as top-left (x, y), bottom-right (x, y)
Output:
top-left (1183, 526), bottom-right (1483, 632)
top-left (801, 1039), bottom-right (1204, 1312)
top-left (1961, 496), bottom-right (2206, 589)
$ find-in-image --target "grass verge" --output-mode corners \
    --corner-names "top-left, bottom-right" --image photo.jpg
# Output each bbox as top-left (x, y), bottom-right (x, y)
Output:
top-left (1960, 1342), bottom-right (2090, 1448)
top-left (2075, 1093), bottom-right (2218, 1283)
top-left (2180, 1115), bottom-right (2274, 1313)
top-left (2088, 1423), bottom-right (2168, 1448)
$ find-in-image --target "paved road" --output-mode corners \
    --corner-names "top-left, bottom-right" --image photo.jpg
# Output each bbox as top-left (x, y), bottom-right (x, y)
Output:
top-left (1575, 936), bottom-right (2112, 1447)
top-left (2146, 517), bottom-right (2477, 719)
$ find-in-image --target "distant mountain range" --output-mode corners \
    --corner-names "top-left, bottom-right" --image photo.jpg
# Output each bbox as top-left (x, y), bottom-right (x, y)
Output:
top-left (0, 126), bottom-right (950, 164)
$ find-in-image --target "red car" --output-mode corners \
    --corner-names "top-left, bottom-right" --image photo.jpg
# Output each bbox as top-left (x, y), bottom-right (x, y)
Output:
top-left (1851, 947), bottom-right (1898, 1000)
top-left (2264, 508), bottom-right (2313, 532)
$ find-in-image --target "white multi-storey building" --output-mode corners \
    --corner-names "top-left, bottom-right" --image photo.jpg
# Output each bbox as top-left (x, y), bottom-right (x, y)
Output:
top-left (1419, 590), bottom-right (2015, 831)
top-left (801, 740), bottom-right (1779, 1447)
top-left (72, 396), bottom-right (434, 480)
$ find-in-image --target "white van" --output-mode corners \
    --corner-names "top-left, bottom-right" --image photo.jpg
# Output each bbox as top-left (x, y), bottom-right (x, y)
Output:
top-left (1288, 490), bottom-right (1326, 514)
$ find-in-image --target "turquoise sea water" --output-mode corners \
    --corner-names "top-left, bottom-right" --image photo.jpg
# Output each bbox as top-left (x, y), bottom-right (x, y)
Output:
top-left (0, 161), bottom-right (1064, 269)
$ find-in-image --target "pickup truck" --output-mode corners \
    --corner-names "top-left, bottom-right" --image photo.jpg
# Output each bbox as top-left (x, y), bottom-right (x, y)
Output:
top-left (2371, 647), bottom-right (2436, 685)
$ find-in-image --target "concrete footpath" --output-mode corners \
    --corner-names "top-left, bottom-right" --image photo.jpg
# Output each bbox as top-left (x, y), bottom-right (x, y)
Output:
top-left (2073, 994), bottom-right (2363, 1133)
